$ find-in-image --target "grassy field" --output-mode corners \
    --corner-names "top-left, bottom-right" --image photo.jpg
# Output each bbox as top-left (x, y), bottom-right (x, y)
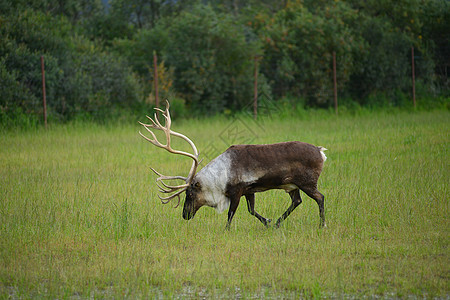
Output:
top-left (0, 109), bottom-right (448, 298)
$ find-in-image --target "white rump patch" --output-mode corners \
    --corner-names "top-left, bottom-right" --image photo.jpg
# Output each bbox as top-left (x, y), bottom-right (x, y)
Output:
top-left (319, 147), bottom-right (328, 162)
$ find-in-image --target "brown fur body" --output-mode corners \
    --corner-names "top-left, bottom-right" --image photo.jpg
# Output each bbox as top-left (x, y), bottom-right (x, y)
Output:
top-left (183, 141), bottom-right (327, 229)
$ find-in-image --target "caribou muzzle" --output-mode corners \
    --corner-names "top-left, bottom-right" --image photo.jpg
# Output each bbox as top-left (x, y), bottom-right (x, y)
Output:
top-left (182, 206), bottom-right (196, 220)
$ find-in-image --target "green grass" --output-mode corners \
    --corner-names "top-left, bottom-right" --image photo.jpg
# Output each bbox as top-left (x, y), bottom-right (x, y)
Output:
top-left (0, 110), bottom-right (448, 298)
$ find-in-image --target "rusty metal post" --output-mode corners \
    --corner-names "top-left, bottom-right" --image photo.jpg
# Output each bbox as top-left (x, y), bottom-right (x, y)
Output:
top-left (40, 56), bottom-right (47, 129)
top-left (153, 51), bottom-right (159, 109)
top-left (332, 51), bottom-right (338, 115)
top-left (253, 56), bottom-right (258, 120)
top-left (411, 46), bottom-right (416, 109)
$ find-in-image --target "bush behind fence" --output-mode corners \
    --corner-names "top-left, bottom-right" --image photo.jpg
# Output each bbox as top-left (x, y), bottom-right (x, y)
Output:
top-left (1, 1), bottom-right (448, 126)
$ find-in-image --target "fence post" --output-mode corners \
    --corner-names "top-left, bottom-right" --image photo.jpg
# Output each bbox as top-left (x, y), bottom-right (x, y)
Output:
top-left (40, 56), bottom-right (47, 129)
top-left (153, 51), bottom-right (159, 109)
top-left (411, 46), bottom-right (416, 109)
top-left (332, 51), bottom-right (338, 115)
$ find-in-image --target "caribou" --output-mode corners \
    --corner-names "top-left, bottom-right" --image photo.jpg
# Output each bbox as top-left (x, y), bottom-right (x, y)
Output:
top-left (139, 101), bottom-right (327, 229)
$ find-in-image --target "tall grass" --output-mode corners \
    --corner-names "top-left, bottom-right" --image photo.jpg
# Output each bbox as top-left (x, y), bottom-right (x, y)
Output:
top-left (0, 110), bottom-right (448, 298)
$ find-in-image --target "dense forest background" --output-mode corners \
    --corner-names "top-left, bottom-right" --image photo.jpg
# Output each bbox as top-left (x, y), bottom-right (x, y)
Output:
top-left (1, 0), bottom-right (449, 124)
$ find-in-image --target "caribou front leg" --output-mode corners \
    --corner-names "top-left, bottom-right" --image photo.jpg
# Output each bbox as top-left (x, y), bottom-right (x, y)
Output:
top-left (225, 193), bottom-right (242, 230)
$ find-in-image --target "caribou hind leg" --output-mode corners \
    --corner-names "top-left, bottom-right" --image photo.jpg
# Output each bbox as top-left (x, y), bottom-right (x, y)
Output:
top-left (274, 189), bottom-right (302, 228)
top-left (303, 188), bottom-right (326, 228)
top-left (244, 194), bottom-right (271, 227)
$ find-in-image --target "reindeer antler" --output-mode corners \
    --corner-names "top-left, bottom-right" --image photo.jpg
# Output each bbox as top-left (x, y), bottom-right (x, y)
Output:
top-left (139, 100), bottom-right (199, 207)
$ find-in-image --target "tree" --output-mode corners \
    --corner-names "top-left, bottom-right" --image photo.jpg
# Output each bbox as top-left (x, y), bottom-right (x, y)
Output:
top-left (420, 0), bottom-right (450, 93)
top-left (253, 1), bottom-right (363, 106)
top-left (116, 4), bottom-right (264, 114)
top-left (0, 10), bottom-right (144, 121)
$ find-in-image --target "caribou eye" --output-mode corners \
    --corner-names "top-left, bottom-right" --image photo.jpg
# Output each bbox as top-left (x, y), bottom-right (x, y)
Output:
top-left (191, 181), bottom-right (201, 190)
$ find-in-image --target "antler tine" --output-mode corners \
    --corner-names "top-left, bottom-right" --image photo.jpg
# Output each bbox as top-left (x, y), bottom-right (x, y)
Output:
top-left (154, 107), bottom-right (166, 114)
top-left (150, 168), bottom-right (186, 181)
top-left (153, 111), bottom-right (165, 130)
top-left (139, 108), bottom-right (168, 131)
top-left (156, 179), bottom-right (188, 191)
top-left (140, 116), bottom-right (159, 129)
top-left (138, 129), bottom-right (164, 148)
top-left (159, 192), bottom-right (182, 208)
top-left (139, 100), bottom-right (199, 206)
top-left (154, 174), bottom-right (188, 192)
top-left (151, 167), bottom-right (187, 203)
top-left (153, 100), bottom-right (171, 128)
top-left (140, 100), bottom-right (171, 131)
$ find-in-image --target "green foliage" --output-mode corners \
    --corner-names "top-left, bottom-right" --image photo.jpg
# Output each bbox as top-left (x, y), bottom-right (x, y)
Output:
top-left (0, 50), bottom-right (39, 115)
top-left (114, 24), bottom-right (169, 84)
top-left (1, 9), bottom-right (144, 122)
top-left (82, 1), bottom-right (135, 43)
top-left (164, 5), bottom-right (257, 113)
top-left (0, 34), bottom-right (62, 117)
top-left (349, 15), bottom-right (413, 101)
top-left (0, 0), bottom-right (448, 125)
top-left (117, 5), bottom-right (263, 114)
top-left (62, 47), bottom-right (143, 118)
top-left (0, 0), bottom-right (103, 24)
top-left (254, 1), bottom-right (364, 106)
top-left (346, 0), bottom-right (446, 105)
top-left (420, 0), bottom-right (450, 90)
